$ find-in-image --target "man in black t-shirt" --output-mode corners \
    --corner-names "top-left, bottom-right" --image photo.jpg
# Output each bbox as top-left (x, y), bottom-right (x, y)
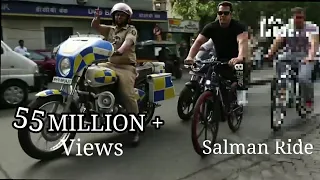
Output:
top-left (185, 1), bottom-right (249, 108)
top-left (184, 1), bottom-right (248, 81)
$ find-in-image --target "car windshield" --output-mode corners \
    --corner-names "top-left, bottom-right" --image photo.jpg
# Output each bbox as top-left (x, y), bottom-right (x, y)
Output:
top-left (28, 50), bottom-right (45, 60)
top-left (39, 52), bottom-right (52, 58)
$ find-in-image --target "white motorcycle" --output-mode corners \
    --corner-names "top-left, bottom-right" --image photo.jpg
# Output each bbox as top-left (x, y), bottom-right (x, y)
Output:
top-left (17, 34), bottom-right (176, 160)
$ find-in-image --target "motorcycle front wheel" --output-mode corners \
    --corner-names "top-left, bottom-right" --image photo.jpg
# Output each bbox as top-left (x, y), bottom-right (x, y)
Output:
top-left (142, 101), bottom-right (156, 125)
top-left (18, 95), bottom-right (77, 160)
top-left (177, 86), bottom-right (197, 121)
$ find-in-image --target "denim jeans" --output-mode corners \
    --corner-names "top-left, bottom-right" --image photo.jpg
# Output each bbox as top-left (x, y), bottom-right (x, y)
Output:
top-left (276, 52), bottom-right (315, 102)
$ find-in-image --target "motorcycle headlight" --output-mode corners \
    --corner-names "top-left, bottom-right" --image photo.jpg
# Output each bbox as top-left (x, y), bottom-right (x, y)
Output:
top-left (59, 58), bottom-right (71, 76)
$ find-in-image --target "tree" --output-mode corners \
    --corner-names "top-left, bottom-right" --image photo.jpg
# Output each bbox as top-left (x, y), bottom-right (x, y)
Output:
top-left (172, 1), bottom-right (320, 32)
top-left (171, 0), bottom-right (218, 30)
top-left (171, 0), bottom-right (217, 20)
top-left (171, 0), bottom-right (240, 30)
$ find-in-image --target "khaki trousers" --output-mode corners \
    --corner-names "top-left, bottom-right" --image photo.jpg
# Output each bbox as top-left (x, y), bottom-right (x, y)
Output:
top-left (98, 62), bottom-right (139, 114)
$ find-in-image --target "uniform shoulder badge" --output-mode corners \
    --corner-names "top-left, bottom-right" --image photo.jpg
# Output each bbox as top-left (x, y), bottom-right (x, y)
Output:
top-left (131, 29), bottom-right (137, 36)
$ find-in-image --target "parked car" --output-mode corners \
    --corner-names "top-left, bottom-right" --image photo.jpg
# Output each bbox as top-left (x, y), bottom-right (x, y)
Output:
top-left (28, 50), bottom-right (56, 80)
top-left (34, 49), bottom-right (54, 59)
top-left (1, 41), bottom-right (46, 108)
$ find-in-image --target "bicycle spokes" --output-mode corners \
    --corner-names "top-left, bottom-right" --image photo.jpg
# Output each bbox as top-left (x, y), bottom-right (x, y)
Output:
top-left (197, 100), bottom-right (216, 144)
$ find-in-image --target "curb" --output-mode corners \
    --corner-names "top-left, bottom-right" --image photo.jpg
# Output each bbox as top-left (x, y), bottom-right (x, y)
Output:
top-left (249, 78), bottom-right (273, 86)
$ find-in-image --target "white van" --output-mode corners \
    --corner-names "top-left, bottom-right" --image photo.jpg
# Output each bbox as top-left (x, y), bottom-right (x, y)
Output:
top-left (0, 41), bottom-right (45, 108)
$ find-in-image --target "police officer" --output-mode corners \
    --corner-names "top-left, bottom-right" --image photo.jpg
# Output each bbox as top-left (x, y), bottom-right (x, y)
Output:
top-left (91, 3), bottom-right (140, 146)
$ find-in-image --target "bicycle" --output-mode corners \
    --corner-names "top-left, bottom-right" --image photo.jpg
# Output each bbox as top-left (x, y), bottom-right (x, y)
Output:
top-left (190, 58), bottom-right (244, 156)
top-left (177, 56), bottom-right (215, 120)
top-left (270, 60), bottom-right (302, 131)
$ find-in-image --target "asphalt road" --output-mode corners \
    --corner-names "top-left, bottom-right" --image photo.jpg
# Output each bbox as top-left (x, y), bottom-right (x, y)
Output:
top-left (0, 73), bottom-right (320, 180)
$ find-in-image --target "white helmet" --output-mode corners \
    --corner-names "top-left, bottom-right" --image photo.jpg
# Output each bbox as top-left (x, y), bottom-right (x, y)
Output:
top-left (111, 3), bottom-right (133, 18)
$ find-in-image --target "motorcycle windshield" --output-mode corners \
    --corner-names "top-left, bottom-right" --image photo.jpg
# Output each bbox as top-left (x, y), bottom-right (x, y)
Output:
top-left (55, 37), bottom-right (114, 78)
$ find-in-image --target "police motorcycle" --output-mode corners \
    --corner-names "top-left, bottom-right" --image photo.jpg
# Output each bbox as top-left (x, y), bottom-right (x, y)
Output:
top-left (177, 50), bottom-right (215, 120)
top-left (17, 34), bottom-right (176, 160)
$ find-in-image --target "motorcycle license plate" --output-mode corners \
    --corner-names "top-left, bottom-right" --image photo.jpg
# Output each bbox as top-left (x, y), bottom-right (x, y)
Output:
top-left (52, 76), bottom-right (72, 84)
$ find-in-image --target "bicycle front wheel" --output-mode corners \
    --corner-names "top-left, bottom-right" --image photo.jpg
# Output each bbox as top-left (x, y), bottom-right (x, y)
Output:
top-left (270, 78), bottom-right (286, 132)
top-left (191, 90), bottom-right (220, 157)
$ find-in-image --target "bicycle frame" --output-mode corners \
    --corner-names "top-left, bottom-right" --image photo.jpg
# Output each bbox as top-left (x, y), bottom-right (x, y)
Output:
top-left (276, 61), bottom-right (300, 107)
top-left (204, 62), bottom-right (231, 114)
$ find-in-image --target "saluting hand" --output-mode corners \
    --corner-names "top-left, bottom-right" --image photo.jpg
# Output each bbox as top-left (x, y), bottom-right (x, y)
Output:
top-left (94, 7), bottom-right (100, 19)
top-left (91, 7), bottom-right (100, 28)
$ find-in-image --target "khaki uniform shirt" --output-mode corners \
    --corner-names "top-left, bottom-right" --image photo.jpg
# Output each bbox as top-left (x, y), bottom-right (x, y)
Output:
top-left (104, 24), bottom-right (138, 65)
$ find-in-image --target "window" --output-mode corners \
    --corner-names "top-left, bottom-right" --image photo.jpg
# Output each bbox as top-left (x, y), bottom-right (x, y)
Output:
top-left (40, 51), bottom-right (52, 58)
top-left (28, 50), bottom-right (45, 60)
top-left (44, 27), bottom-right (73, 49)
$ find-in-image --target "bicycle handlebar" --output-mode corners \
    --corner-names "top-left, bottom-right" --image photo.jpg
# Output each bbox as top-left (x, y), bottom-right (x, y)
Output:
top-left (184, 57), bottom-right (229, 71)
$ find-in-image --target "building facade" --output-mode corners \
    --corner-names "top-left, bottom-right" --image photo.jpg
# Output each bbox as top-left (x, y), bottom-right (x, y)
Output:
top-left (1, 0), bottom-right (167, 50)
top-left (157, 0), bottom-right (199, 47)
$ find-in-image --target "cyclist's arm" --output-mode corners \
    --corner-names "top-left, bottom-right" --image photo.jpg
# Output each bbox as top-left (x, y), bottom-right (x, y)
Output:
top-left (267, 36), bottom-right (284, 57)
top-left (307, 25), bottom-right (319, 60)
top-left (186, 24), bottom-right (212, 59)
top-left (187, 35), bottom-right (208, 59)
top-left (201, 39), bottom-right (214, 51)
top-left (237, 31), bottom-right (249, 61)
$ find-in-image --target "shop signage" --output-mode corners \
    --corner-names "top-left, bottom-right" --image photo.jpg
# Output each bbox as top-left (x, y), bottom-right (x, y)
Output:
top-left (168, 19), bottom-right (199, 33)
top-left (1, 1), bottom-right (167, 21)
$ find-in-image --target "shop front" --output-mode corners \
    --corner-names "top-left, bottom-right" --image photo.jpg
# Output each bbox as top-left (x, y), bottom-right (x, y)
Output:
top-left (1, 1), bottom-right (167, 49)
top-left (164, 19), bottom-right (199, 47)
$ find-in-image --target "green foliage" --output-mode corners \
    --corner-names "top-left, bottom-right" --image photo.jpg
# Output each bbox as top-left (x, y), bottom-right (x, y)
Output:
top-left (171, 1), bottom-right (320, 30)
top-left (172, 0), bottom-right (218, 20)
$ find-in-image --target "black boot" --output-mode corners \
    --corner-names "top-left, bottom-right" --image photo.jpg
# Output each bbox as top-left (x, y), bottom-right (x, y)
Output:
top-left (131, 131), bottom-right (140, 147)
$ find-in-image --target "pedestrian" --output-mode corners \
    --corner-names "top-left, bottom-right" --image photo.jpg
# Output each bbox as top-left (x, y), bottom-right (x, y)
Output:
top-left (14, 40), bottom-right (28, 56)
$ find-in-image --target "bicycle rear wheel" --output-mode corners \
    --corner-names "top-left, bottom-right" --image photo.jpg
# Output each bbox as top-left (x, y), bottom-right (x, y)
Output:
top-left (191, 91), bottom-right (220, 157)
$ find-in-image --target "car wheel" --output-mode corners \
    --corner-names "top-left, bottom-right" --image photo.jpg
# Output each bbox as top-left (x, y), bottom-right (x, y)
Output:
top-left (0, 81), bottom-right (28, 108)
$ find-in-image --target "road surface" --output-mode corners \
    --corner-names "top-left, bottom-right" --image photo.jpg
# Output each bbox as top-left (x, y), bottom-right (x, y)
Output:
top-left (0, 72), bottom-right (319, 180)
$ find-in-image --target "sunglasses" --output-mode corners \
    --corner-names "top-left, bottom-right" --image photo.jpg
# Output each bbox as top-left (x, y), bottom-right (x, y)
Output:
top-left (217, 11), bottom-right (230, 16)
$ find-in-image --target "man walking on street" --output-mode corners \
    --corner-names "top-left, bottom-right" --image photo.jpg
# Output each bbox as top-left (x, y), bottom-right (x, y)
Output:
top-left (14, 40), bottom-right (28, 56)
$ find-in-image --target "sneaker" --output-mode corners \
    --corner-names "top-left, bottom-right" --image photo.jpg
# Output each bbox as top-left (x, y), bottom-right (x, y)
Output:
top-left (301, 100), bottom-right (313, 120)
top-left (305, 101), bottom-right (313, 113)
